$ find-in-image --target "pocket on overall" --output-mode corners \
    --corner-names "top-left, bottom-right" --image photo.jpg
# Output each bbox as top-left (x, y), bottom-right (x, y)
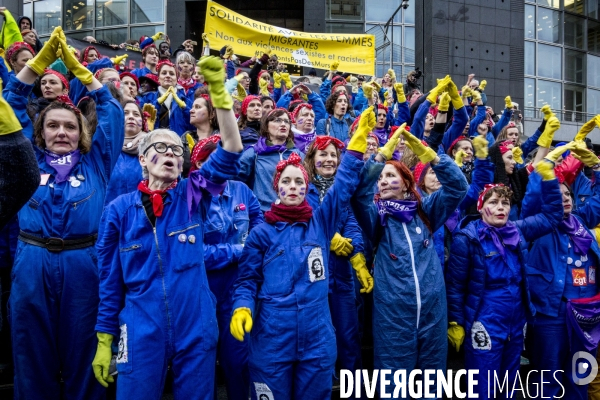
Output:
top-left (116, 306), bottom-right (134, 374)
top-left (261, 247), bottom-right (292, 296)
top-left (167, 222), bottom-right (202, 272)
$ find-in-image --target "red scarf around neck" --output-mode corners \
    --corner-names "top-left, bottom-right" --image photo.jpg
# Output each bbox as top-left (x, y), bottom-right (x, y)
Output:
top-left (264, 200), bottom-right (313, 224)
top-left (137, 179), bottom-right (178, 217)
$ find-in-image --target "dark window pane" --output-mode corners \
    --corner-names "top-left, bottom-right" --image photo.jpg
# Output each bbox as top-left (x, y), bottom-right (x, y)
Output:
top-left (63, 0), bottom-right (93, 31)
top-left (565, 50), bottom-right (586, 83)
top-left (564, 14), bottom-right (585, 48)
top-left (94, 28), bottom-right (128, 46)
top-left (96, 0), bottom-right (128, 27)
top-left (130, 25), bottom-right (165, 44)
top-left (588, 0), bottom-right (600, 19)
top-left (65, 30), bottom-right (93, 40)
top-left (326, 22), bottom-right (364, 33)
top-left (328, 0), bottom-right (364, 21)
top-left (537, 7), bottom-right (561, 43)
top-left (565, 0), bottom-right (586, 14)
top-left (589, 20), bottom-right (600, 53)
top-left (131, 0), bottom-right (164, 23)
top-left (564, 84), bottom-right (585, 121)
top-left (589, 54), bottom-right (600, 87)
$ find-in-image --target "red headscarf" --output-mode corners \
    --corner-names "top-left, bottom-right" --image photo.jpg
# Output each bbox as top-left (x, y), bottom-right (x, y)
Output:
top-left (42, 69), bottom-right (70, 90)
top-left (447, 135), bottom-right (470, 155)
top-left (6, 42), bottom-right (35, 61)
top-left (120, 71), bottom-right (140, 89)
top-left (477, 183), bottom-right (505, 211)
top-left (413, 161), bottom-right (430, 184)
top-left (311, 136), bottom-right (345, 151)
top-left (157, 60), bottom-right (177, 76)
top-left (377, 104), bottom-right (389, 114)
top-left (81, 46), bottom-right (101, 65)
top-left (190, 135), bottom-right (221, 173)
top-left (498, 140), bottom-right (513, 155)
top-left (291, 103), bottom-right (313, 123)
top-left (272, 152), bottom-right (309, 191)
top-left (241, 95), bottom-right (261, 116)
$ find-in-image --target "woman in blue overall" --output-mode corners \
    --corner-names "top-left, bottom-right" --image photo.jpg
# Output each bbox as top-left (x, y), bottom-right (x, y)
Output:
top-left (522, 141), bottom-right (600, 399)
top-left (93, 56), bottom-right (243, 400)
top-left (445, 158), bottom-right (564, 399)
top-left (5, 28), bottom-right (123, 399)
top-left (304, 135), bottom-right (374, 376)
top-left (189, 135), bottom-right (264, 400)
top-left (315, 90), bottom-right (355, 141)
top-left (230, 106), bottom-right (376, 400)
top-left (236, 108), bottom-right (303, 213)
top-left (351, 125), bottom-right (468, 395)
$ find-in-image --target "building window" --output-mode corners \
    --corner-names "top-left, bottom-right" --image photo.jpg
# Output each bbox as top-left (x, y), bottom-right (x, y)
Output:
top-left (589, 0), bottom-right (600, 19)
top-left (525, 41), bottom-right (536, 76)
top-left (365, 0), bottom-right (399, 23)
top-left (525, 78), bottom-right (536, 117)
top-left (537, 43), bottom-right (562, 79)
top-left (588, 54), bottom-right (600, 87)
top-left (538, 0), bottom-right (560, 9)
top-left (537, 7), bottom-right (562, 43)
top-left (63, 0), bottom-right (93, 31)
top-left (565, 50), bottom-right (586, 83)
top-left (588, 20), bottom-right (600, 53)
top-left (327, 0), bottom-right (364, 21)
top-left (564, 14), bottom-right (586, 48)
top-left (130, 25), bottom-right (165, 43)
top-left (588, 88), bottom-right (600, 114)
top-left (96, 0), bottom-right (128, 28)
top-left (94, 27), bottom-right (128, 45)
top-left (565, 0), bottom-right (586, 14)
top-left (564, 84), bottom-right (586, 121)
top-left (131, 0), bottom-right (164, 24)
top-left (526, 5), bottom-right (536, 39)
top-left (537, 79), bottom-right (562, 111)
top-left (34, 0), bottom-right (62, 35)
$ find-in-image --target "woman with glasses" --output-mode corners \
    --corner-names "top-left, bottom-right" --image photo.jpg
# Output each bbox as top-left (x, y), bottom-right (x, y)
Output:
top-left (93, 56), bottom-right (244, 399)
top-left (236, 108), bottom-right (303, 213)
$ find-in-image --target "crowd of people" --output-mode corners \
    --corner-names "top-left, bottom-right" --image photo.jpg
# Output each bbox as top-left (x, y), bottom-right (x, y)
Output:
top-left (1, 6), bottom-right (600, 400)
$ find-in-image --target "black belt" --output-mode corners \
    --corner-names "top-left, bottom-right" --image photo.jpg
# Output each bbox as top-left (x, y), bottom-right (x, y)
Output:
top-left (18, 231), bottom-right (97, 252)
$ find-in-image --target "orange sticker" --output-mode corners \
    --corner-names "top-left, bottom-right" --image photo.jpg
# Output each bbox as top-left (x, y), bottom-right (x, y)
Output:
top-left (572, 268), bottom-right (588, 287)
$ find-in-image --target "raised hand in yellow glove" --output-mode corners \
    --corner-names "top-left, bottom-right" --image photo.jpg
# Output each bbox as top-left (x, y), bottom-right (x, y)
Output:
top-left (461, 86), bottom-right (473, 100)
top-left (387, 68), bottom-right (396, 81)
top-left (143, 104), bottom-right (157, 131)
top-left (379, 123), bottom-right (406, 160)
top-left (479, 80), bottom-right (487, 91)
top-left (110, 53), bottom-right (128, 66)
top-left (0, 81), bottom-right (23, 135)
top-left (92, 332), bottom-right (114, 388)
top-left (201, 33), bottom-right (209, 45)
top-left (350, 253), bottom-right (373, 293)
top-left (505, 96), bottom-right (513, 110)
top-left (571, 141), bottom-right (600, 167)
top-left (281, 72), bottom-right (292, 89)
top-left (512, 147), bottom-right (523, 164)
top-left (171, 88), bottom-right (186, 109)
top-left (472, 136), bottom-right (489, 159)
top-left (350, 76), bottom-right (359, 94)
top-left (394, 82), bottom-right (406, 103)
top-left (230, 307), bottom-right (253, 342)
top-left (362, 83), bottom-right (374, 100)
top-left (369, 79), bottom-right (382, 93)
top-left (200, 55), bottom-right (232, 109)
top-left (151, 31), bottom-right (165, 41)
top-left (402, 128), bottom-right (438, 164)
top-left (26, 27), bottom-right (61, 75)
top-left (546, 141), bottom-right (578, 164)
top-left (454, 149), bottom-right (467, 167)
top-left (330, 232), bottom-right (354, 257)
top-left (330, 61), bottom-right (339, 71)
top-left (223, 45), bottom-right (234, 59)
top-left (540, 104), bottom-right (554, 121)
top-left (438, 92), bottom-right (451, 112)
top-left (157, 87), bottom-right (172, 105)
top-left (57, 37), bottom-right (93, 85)
top-left (536, 159), bottom-right (556, 181)
top-left (471, 90), bottom-right (482, 103)
top-left (259, 78), bottom-right (269, 96)
top-left (426, 75), bottom-right (450, 104)
top-left (574, 116), bottom-right (599, 142)
top-left (537, 116), bottom-right (560, 148)
top-left (273, 71), bottom-right (282, 89)
top-left (447, 79), bottom-right (465, 110)
top-left (348, 106), bottom-right (376, 153)
top-left (448, 322), bottom-right (465, 352)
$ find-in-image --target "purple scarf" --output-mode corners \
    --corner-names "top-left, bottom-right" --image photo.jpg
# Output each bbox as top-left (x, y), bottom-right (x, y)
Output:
top-left (45, 149), bottom-right (81, 184)
top-left (377, 200), bottom-right (417, 226)
top-left (445, 209), bottom-right (460, 233)
top-left (254, 137), bottom-right (289, 155)
top-left (293, 130), bottom-right (316, 153)
top-left (187, 170), bottom-right (227, 219)
top-left (478, 221), bottom-right (521, 259)
top-left (559, 214), bottom-right (593, 256)
top-left (372, 127), bottom-right (388, 145)
top-left (567, 295), bottom-right (600, 352)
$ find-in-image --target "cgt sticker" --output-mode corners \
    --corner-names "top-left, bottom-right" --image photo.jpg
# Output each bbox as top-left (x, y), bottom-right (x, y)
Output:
top-left (572, 268), bottom-right (588, 287)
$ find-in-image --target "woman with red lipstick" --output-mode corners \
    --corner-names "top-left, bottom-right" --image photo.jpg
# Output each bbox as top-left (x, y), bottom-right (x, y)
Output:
top-left (446, 158), bottom-right (563, 399)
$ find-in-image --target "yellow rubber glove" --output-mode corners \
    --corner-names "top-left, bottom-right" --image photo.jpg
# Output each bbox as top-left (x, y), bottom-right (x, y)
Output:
top-left (505, 96), bottom-right (513, 109)
top-left (151, 31), bottom-right (165, 41)
top-left (454, 149), bottom-right (466, 167)
top-left (479, 80), bottom-right (487, 91)
top-left (461, 86), bottom-right (473, 100)
top-left (387, 68), bottom-right (396, 81)
top-left (234, 82), bottom-right (247, 102)
top-left (230, 307), bottom-right (253, 342)
top-left (347, 106), bottom-right (376, 153)
top-left (546, 142), bottom-right (578, 164)
top-left (172, 89), bottom-right (186, 109)
top-left (184, 133), bottom-right (195, 153)
top-left (143, 104), bottom-right (157, 131)
top-left (350, 253), bottom-right (374, 293)
top-left (438, 92), bottom-right (451, 112)
top-left (26, 28), bottom-right (60, 75)
top-left (471, 90), bottom-right (482, 103)
top-left (537, 116), bottom-right (560, 148)
top-left (110, 53), bottom-right (128, 66)
top-left (259, 78), bottom-right (269, 96)
top-left (448, 80), bottom-right (464, 110)
top-left (330, 61), bottom-right (339, 71)
top-left (426, 88), bottom-right (439, 104)
top-left (223, 45), bottom-right (234, 59)
top-left (402, 129), bottom-right (437, 164)
top-left (378, 123), bottom-right (406, 160)
top-left (574, 116), bottom-right (599, 142)
top-left (0, 81), bottom-right (23, 135)
top-left (571, 142), bottom-right (600, 167)
top-left (350, 76), bottom-right (359, 94)
top-left (447, 322), bottom-right (465, 352)
top-left (362, 84), bottom-right (374, 100)
top-left (536, 159), bottom-right (556, 181)
top-left (273, 71), bottom-right (282, 89)
top-left (201, 33), bottom-right (209, 45)
top-left (91, 332), bottom-right (114, 388)
top-left (370, 80), bottom-right (382, 93)
top-left (512, 147), bottom-right (523, 164)
top-left (200, 55), bottom-right (233, 109)
top-left (473, 136), bottom-right (489, 159)
top-left (58, 37), bottom-right (93, 85)
top-left (540, 104), bottom-right (554, 121)
top-left (157, 87), bottom-right (171, 105)
top-left (394, 82), bottom-right (406, 103)
top-left (281, 72), bottom-right (292, 89)
top-left (330, 232), bottom-right (354, 257)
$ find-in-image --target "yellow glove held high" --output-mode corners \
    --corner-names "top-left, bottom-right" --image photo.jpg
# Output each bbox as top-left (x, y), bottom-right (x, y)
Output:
top-left (473, 136), bottom-right (489, 159)
top-left (536, 159), bottom-right (556, 181)
top-left (394, 82), bottom-right (406, 103)
top-left (438, 92), bottom-right (451, 112)
top-left (200, 56), bottom-right (233, 109)
top-left (537, 116), bottom-right (560, 148)
top-left (378, 123), bottom-right (406, 160)
top-left (347, 106), bottom-right (376, 153)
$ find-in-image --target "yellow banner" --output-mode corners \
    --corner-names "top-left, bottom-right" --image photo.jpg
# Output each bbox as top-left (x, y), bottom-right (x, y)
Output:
top-left (204, 1), bottom-right (375, 75)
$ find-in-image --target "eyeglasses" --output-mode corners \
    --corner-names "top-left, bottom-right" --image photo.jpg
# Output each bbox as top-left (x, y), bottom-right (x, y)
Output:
top-left (272, 118), bottom-right (290, 125)
top-left (143, 142), bottom-right (184, 157)
top-left (367, 143), bottom-right (378, 148)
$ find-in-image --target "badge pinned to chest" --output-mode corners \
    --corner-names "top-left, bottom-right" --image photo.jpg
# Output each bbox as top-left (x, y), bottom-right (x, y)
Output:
top-left (471, 321), bottom-right (492, 350)
top-left (117, 324), bottom-right (128, 364)
top-left (307, 247), bottom-right (325, 283)
top-left (572, 268), bottom-right (588, 287)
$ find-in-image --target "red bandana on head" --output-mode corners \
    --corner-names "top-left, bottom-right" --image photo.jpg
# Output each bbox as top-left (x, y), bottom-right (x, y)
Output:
top-left (312, 136), bottom-right (345, 151)
top-left (447, 136), bottom-right (470, 155)
top-left (157, 60), bottom-right (177, 76)
top-left (6, 42), bottom-right (35, 61)
top-left (498, 140), bottom-right (513, 155)
top-left (137, 179), bottom-right (178, 217)
top-left (291, 103), bottom-right (313, 124)
top-left (477, 183), bottom-right (505, 211)
top-left (55, 95), bottom-right (80, 114)
top-left (190, 135), bottom-right (221, 173)
top-left (241, 95), bottom-right (261, 116)
top-left (272, 152), bottom-right (308, 191)
top-left (43, 69), bottom-right (70, 91)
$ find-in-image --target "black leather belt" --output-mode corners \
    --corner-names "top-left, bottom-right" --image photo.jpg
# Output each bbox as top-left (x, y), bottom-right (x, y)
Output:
top-left (18, 230), bottom-right (97, 252)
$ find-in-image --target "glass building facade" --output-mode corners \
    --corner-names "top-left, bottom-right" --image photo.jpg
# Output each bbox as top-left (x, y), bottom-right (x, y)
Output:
top-left (525, 0), bottom-right (600, 121)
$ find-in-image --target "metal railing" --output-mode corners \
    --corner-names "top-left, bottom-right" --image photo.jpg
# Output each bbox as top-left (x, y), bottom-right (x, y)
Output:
top-left (523, 106), bottom-right (595, 123)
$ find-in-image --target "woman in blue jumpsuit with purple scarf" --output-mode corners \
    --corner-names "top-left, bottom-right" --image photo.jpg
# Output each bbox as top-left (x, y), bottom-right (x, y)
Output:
top-left (5, 28), bottom-right (123, 399)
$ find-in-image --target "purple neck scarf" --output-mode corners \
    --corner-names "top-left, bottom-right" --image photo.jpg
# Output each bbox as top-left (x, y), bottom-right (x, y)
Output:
top-left (292, 129), bottom-right (316, 153)
top-left (478, 220), bottom-right (521, 259)
top-left (254, 137), bottom-right (289, 155)
top-left (372, 127), bottom-right (388, 145)
top-left (377, 200), bottom-right (418, 226)
top-left (44, 149), bottom-right (81, 184)
top-left (187, 171), bottom-right (227, 219)
top-left (559, 214), bottom-right (593, 256)
top-left (445, 209), bottom-right (460, 233)
top-left (567, 295), bottom-right (600, 352)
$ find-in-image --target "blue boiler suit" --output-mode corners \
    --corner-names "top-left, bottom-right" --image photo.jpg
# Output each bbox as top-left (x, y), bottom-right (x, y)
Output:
top-left (105, 152), bottom-right (143, 205)
top-left (352, 155), bottom-right (468, 391)
top-left (446, 178), bottom-right (563, 399)
top-left (307, 183), bottom-right (365, 373)
top-left (232, 153), bottom-right (364, 400)
top-left (203, 181), bottom-right (263, 400)
top-left (95, 144), bottom-right (241, 400)
top-left (141, 89), bottom-right (194, 136)
top-left (6, 77), bottom-right (123, 400)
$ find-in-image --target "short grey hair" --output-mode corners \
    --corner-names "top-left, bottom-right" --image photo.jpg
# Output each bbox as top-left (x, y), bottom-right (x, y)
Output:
top-left (176, 51), bottom-right (196, 66)
top-left (138, 129), bottom-right (183, 179)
